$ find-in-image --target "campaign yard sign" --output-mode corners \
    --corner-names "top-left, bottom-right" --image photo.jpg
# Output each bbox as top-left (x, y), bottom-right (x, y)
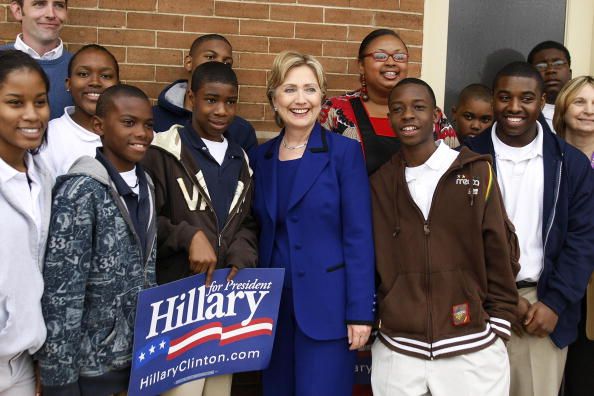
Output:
top-left (128, 268), bottom-right (284, 395)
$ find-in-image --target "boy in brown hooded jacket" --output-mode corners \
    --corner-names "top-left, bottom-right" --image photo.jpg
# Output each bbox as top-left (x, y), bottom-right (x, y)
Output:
top-left (370, 78), bottom-right (519, 396)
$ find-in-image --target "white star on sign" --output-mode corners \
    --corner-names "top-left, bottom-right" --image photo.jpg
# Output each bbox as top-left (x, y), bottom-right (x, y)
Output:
top-left (149, 345), bottom-right (155, 354)
top-left (139, 352), bottom-right (145, 361)
top-left (159, 340), bottom-right (166, 349)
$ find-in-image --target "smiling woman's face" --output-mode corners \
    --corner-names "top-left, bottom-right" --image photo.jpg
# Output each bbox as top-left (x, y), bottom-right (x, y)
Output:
top-left (359, 34), bottom-right (409, 97)
top-left (564, 83), bottom-right (594, 136)
top-left (272, 65), bottom-right (322, 134)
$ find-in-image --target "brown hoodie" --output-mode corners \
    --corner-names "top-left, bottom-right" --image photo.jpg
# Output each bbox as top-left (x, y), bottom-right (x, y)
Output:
top-left (371, 146), bottom-right (519, 360)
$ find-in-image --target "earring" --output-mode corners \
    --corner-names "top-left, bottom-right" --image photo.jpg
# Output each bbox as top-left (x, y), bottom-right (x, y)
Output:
top-left (360, 74), bottom-right (369, 102)
top-left (274, 107), bottom-right (278, 112)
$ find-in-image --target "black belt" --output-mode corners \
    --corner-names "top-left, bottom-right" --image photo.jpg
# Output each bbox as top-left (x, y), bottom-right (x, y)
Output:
top-left (516, 280), bottom-right (537, 289)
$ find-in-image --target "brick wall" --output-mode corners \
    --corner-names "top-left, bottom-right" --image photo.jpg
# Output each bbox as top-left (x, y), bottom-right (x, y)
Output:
top-left (0, 0), bottom-right (425, 136)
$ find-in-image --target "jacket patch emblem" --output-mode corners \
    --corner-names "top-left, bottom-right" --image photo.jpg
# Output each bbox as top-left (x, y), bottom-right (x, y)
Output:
top-left (452, 303), bottom-right (471, 326)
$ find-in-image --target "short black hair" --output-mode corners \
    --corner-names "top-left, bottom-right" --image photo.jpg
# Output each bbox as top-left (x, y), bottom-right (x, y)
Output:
top-left (0, 50), bottom-right (50, 154)
top-left (358, 28), bottom-right (407, 60)
top-left (527, 40), bottom-right (571, 66)
top-left (493, 61), bottom-right (545, 95)
top-left (190, 61), bottom-right (238, 93)
top-left (457, 83), bottom-right (492, 105)
top-left (390, 77), bottom-right (436, 107)
top-left (68, 44), bottom-right (120, 79)
top-left (95, 84), bottom-right (150, 118)
top-left (189, 34), bottom-right (232, 57)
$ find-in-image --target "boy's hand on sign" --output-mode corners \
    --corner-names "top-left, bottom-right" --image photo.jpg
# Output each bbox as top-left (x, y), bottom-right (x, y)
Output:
top-left (189, 230), bottom-right (217, 286)
top-left (512, 296), bottom-right (531, 337)
top-left (523, 301), bottom-right (559, 337)
top-left (226, 266), bottom-right (239, 282)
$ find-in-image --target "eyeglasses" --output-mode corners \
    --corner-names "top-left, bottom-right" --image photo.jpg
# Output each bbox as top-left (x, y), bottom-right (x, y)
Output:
top-left (534, 59), bottom-right (568, 72)
top-left (363, 51), bottom-right (409, 63)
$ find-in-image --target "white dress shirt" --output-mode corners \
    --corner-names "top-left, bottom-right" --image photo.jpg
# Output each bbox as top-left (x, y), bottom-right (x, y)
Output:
top-left (13, 33), bottom-right (63, 60)
top-left (491, 122), bottom-right (545, 282)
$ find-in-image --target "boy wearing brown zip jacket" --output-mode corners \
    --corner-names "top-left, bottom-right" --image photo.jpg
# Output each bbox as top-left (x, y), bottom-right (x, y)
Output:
top-left (370, 78), bottom-right (519, 396)
top-left (141, 62), bottom-right (257, 396)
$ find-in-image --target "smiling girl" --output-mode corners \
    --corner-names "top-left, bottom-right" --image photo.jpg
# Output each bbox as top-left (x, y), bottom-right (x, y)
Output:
top-left (0, 50), bottom-right (52, 395)
top-left (40, 44), bottom-right (120, 177)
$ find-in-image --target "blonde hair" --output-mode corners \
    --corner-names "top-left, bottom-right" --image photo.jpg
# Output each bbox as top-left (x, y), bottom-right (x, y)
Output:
top-left (266, 50), bottom-right (327, 127)
top-left (553, 75), bottom-right (594, 138)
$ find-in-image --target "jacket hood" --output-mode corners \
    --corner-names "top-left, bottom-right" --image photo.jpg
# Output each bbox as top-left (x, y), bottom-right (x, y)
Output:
top-left (57, 155), bottom-right (111, 187)
top-left (156, 79), bottom-right (189, 117)
top-left (391, 144), bottom-right (492, 170)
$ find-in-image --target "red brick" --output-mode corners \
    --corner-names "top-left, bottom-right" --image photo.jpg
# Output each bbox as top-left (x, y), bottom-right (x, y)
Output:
top-left (237, 103), bottom-right (265, 120)
top-left (158, 0), bottom-right (213, 15)
top-left (408, 62), bottom-right (421, 77)
top-left (240, 20), bottom-right (294, 38)
top-left (215, 1), bottom-right (269, 19)
top-left (269, 38), bottom-right (322, 56)
top-left (270, 4), bottom-right (323, 22)
top-left (226, 35), bottom-right (268, 53)
top-left (318, 56), bottom-right (348, 74)
top-left (99, 29), bottom-right (155, 47)
top-left (128, 47), bottom-right (182, 66)
top-left (347, 25), bottom-right (374, 42)
top-left (125, 81), bottom-right (168, 100)
top-left (400, 0), bottom-right (425, 13)
top-left (61, 26), bottom-right (97, 44)
top-left (184, 16), bottom-right (239, 35)
top-left (263, 106), bottom-right (275, 121)
top-left (157, 32), bottom-right (199, 50)
top-left (67, 43), bottom-right (126, 64)
top-left (235, 69), bottom-right (267, 86)
top-left (298, 0), bottom-right (344, 6)
top-left (398, 29), bottom-right (423, 46)
top-left (99, 0), bottom-right (155, 11)
top-left (238, 86), bottom-right (267, 103)
top-left (119, 64), bottom-right (155, 81)
top-left (349, 0), bottom-right (398, 10)
top-left (127, 13), bottom-right (183, 31)
top-left (326, 73), bottom-right (358, 91)
top-left (71, 0), bottom-right (98, 6)
top-left (251, 120), bottom-right (278, 134)
top-left (68, 9), bottom-right (126, 28)
top-left (324, 8), bottom-right (373, 25)
top-left (0, 21), bottom-right (20, 39)
top-left (322, 41), bottom-right (359, 58)
top-left (408, 46), bottom-right (422, 62)
top-left (295, 23), bottom-right (347, 41)
top-left (155, 66), bottom-right (187, 83)
top-left (375, 11), bottom-right (423, 30)
top-left (237, 53), bottom-right (276, 70)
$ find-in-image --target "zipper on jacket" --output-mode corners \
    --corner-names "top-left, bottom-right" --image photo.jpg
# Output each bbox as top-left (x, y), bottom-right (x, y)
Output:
top-left (538, 159), bottom-right (563, 283)
top-left (423, 221), bottom-right (434, 360)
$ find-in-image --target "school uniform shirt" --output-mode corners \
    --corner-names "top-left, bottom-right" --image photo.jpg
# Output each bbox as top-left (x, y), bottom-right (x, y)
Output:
top-left (542, 103), bottom-right (556, 133)
top-left (0, 153), bottom-right (53, 362)
top-left (491, 123), bottom-right (544, 283)
top-left (13, 33), bottom-right (64, 60)
top-left (40, 106), bottom-right (102, 177)
top-left (405, 140), bottom-right (459, 220)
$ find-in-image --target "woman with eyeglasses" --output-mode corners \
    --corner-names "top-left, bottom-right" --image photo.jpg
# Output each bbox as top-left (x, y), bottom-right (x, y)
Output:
top-left (320, 29), bottom-right (459, 175)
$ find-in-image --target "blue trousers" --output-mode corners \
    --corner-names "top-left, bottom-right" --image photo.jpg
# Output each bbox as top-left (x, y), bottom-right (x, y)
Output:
top-left (263, 288), bottom-right (356, 396)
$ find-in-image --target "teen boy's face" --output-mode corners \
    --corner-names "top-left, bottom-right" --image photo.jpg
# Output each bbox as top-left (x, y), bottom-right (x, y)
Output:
top-left (95, 95), bottom-right (153, 172)
top-left (388, 83), bottom-right (438, 148)
top-left (494, 76), bottom-right (545, 147)
top-left (10, 0), bottom-right (67, 49)
top-left (530, 48), bottom-right (572, 104)
top-left (452, 97), bottom-right (494, 139)
top-left (189, 82), bottom-right (237, 142)
top-left (184, 40), bottom-right (233, 73)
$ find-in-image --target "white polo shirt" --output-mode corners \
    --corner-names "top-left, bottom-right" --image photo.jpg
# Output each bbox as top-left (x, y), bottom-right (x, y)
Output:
top-left (405, 140), bottom-right (459, 220)
top-left (491, 122), bottom-right (545, 282)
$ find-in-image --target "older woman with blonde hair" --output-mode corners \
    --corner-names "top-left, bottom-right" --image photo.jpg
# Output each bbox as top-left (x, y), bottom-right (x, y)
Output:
top-left (553, 75), bottom-right (594, 396)
top-left (250, 51), bottom-right (375, 396)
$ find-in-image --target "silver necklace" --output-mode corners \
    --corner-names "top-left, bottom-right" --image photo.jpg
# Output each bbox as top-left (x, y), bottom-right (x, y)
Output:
top-left (282, 139), bottom-right (308, 150)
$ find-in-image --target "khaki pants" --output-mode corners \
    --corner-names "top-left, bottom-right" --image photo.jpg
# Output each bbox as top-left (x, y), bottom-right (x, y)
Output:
top-left (371, 338), bottom-right (509, 396)
top-left (507, 287), bottom-right (568, 396)
top-left (162, 374), bottom-right (232, 396)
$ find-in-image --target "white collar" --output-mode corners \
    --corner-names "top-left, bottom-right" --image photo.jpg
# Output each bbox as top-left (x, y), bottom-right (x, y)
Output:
top-left (14, 34), bottom-right (63, 60)
top-left (0, 152), bottom-right (32, 183)
top-left (491, 121), bottom-right (544, 162)
top-left (405, 140), bottom-right (452, 182)
top-left (62, 106), bottom-right (103, 142)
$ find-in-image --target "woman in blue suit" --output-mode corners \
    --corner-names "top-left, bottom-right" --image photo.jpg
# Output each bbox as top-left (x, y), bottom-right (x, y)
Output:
top-left (251, 50), bottom-right (375, 396)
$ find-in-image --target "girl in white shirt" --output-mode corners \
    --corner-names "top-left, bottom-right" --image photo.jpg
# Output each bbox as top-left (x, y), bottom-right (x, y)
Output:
top-left (0, 50), bottom-right (53, 396)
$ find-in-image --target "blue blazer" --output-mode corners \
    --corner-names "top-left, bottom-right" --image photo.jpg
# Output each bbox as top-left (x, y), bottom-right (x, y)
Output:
top-left (466, 123), bottom-right (594, 348)
top-left (251, 124), bottom-right (375, 341)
